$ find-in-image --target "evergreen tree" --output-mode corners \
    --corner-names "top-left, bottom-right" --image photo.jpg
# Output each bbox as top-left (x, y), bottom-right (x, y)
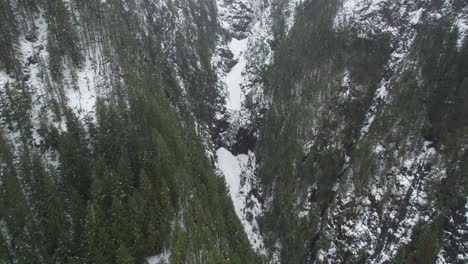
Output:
top-left (0, 0), bottom-right (19, 73)
top-left (46, 0), bottom-right (82, 79)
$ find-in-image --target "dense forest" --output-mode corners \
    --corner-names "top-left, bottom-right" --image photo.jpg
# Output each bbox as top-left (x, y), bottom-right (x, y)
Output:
top-left (0, 0), bottom-right (260, 262)
top-left (1, 0), bottom-right (467, 263)
top-left (255, 0), bottom-right (468, 263)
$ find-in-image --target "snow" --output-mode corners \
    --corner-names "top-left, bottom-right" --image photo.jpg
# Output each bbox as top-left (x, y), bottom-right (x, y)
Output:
top-left (360, 47), bottom-right (412, 137)
top-left (374, 144), bottom-right (384, 154)
top-left (146, 250), bottom-right (170, 264)
top-left (334, 0), bottom-right (387, 30)
top-left (228, 38), bottom-right (248, 59)
top-left (354, 0), bottom-right (425, 138)
top-left (225, 38), bottom-right (248, 111)
top-left (211, 0), bottom-right (279, 256)
top-left (216, 147), bottom-right (266, 254)
top-left (217, 147), bottom-right (243, 198)
top-left (271, 240), bottom-right (282, 263)
top-left (0, 71), bottom-right (12, 89)
top-left (455, 16), bottom-right (468, 49)
top-left (303, 139), bottom-right (314, 155)
top-left (10, 11), bottom-right (51, 147)
top-left (0, 6), bottom-right (114, 157)
top-left (298, 186), bottom-right (313, 218)
top-left (409, 8), bottom-right (424, 25)
top-left (465, 199), bottom-right (468, 223)
top-left (325, 135), bottom-right (444, 263)
top-left (211, 0), bottom-right (468, 262)
top-left (215, 0), bottom-right (281, 115)
top-left (64, 55), bottom-right (98, 119)
top-left (340, 69), bottom-right (351, 99)
top-left (285, 0), bottom-right (304, 32)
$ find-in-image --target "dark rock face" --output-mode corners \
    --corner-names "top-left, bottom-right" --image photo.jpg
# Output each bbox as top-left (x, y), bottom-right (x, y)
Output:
top-left (217, 0), bottom-right (254, 39)
top-left (231, 126), bottom-right (256, 155)
top-left (211, 117), bottom-right (230, 148)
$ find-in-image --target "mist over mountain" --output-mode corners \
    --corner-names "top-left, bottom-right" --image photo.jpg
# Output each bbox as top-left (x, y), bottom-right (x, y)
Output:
top-left (0, 0), bottom-right (467, 263)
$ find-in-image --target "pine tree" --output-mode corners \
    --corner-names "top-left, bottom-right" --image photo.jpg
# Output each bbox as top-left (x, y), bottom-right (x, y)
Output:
top-left (115, 153), bottom-right (133, 199)
top-left (0, 134), bottom-right (35, 261)
top-left (0, 0), bottom-right (19, 73)
top-left (46, 0), bottom-right (82, 80)
top-left (116, 245), bottom-right (135, 264)
top-left (170, 225), bottom-right (187, 264)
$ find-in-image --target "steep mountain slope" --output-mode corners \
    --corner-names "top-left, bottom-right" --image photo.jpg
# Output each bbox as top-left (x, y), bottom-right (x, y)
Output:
top-left (0, 0), bottom-right (260, 263)
top-left (1, 0), bottom-right (467, 263)
top-left (208, 0), bottom-right (305, 258)
top-left (253, 0), bottom-right (468, 263)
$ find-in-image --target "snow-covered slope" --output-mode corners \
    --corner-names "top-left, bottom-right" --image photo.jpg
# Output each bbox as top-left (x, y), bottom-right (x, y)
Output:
top-left (210, 0), bottom-right (308, 257)
top-left (0, 9), bottom-right (107, 150)
top-left (212, 0), bottom-right (271, 254)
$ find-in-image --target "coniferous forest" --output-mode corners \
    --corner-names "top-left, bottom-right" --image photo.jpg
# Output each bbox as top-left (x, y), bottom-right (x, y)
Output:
top-left (0, 0), bottom-right (259, 262)
top-left (1, 0), bottom-right (467, 263)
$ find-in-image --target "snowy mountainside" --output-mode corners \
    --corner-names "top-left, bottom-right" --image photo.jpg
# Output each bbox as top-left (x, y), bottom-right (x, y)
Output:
top-left (0, 0), bottom-right (219, 149)
top-left (1, 0), bottom-right (467, 263)
top-left (0, 0), bottom-right (260, 263)
top-left (209, 0), bottom-right (307, 258)
top-left (253, 0), bottom-right (468, 263)
top-left (211, 0), bottom-right (269, 255)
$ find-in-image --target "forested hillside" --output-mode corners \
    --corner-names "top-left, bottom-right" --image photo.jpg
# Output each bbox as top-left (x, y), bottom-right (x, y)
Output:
top-left (0, 0), bottom-right (260, 263)
top-left (254, 0), bottom-right (468, 263)
top-left (1, 0), bottom-right (467, 263)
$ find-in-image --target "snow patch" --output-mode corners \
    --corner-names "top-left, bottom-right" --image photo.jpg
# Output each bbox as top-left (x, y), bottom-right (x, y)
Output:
top-left (64, 55), bottom-right (99, 119)
top-left (455, 16), bottom-right (468, 49)
top-left (225, 38), bottom-right (248, 111)
top-left (216, 147), bottom-right (265, 254)
top-left (409, 8), bottom-right (424, 25)
top-left (146, 250), bottom-right (170, 264)
top-left (285, 0), bottom-right (304, 32)
top-left (217, 147), bottom-right (243, 197)
top-left (298, 186), bottom-right (313, 218)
